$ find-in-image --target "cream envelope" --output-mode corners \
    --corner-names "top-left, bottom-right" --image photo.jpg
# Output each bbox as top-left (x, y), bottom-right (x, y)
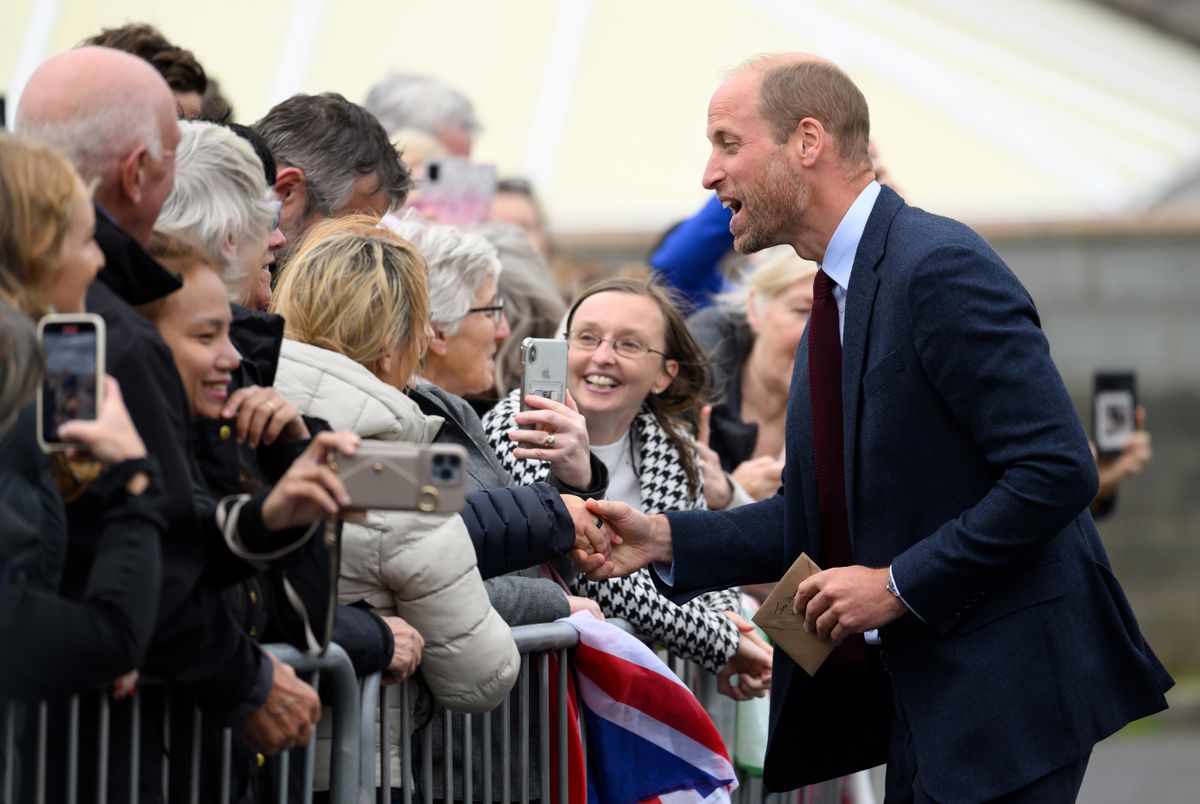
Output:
top-left (751, 552), bottom-right (835, 676)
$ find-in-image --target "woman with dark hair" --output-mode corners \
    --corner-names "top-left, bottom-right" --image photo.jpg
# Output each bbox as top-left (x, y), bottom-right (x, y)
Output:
top-left (483, 276), bottom-right (773, 698)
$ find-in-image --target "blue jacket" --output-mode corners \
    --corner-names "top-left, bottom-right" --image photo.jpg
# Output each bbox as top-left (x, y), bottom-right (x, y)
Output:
top-left (661, 186), bottom-right (1172, 802)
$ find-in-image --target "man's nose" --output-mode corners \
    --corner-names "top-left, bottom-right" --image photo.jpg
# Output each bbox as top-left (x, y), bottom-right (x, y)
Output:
top-left (702, 154), bottom-right (724, 191)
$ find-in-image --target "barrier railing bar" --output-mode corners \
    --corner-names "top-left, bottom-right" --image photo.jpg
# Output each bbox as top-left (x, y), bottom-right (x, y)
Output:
top-left (219, 727), bottom-right (231, 804)
top-left (441, 708), bottom-right (452, 804)
top-left (538, 653), bottom-right (550, 804)
top-left (359, 673), bottom-right (379, 799)
top-left (380, 680), bottom-right (390, 801)
top-left (3, 703), bottom-right (13, 804)
top-left (161, 689), bottom-right (170, 804)
top-left (189, 707), bottom-right (201, 804)
top-left (97, 694), bottom-right (110, 804)
top-left (67, 694), bottom-right (78, 804)
top-left (421, 714), bottom-right (432, 804)
top-left (463, 713), bottom-right (472, 804)
top-left (303, 673), bottom-right (320, 804)
top-left (128, 690), bottom-right (138, 804)
top-left (399, 682), bottom-right (411, 804)
top-left (275, 740), bottom-right (290, 804)
top-left (37, 700), bottom-right (48, 804)
top-left (500, 689), bottom-right (510, 804)
top-left (482, 709), bottom-right (492, 804)
top-left (519, 654), bottom-right (529, 804)
top-left (557, 647), bottom-right (567, 804)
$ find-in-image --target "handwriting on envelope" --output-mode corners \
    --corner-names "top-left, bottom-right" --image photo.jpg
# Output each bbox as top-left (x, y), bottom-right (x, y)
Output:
top-left (752, 552), bottom-right (835, 675)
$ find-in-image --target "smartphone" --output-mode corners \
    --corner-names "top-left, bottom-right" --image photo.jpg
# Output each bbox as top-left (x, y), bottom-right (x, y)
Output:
top-left (36, 313), bottom-right (105, 453)
top-left (1093, 371), bottom-right (1137, 459)
top-left (520, 337), bottom-right (568, 413)
top-left (329, 441), bottom-right (467, 513)
top-left (416, 156), bottom-right (496, 226)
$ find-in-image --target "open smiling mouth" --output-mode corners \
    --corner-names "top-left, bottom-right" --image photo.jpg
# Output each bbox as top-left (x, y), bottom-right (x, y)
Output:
top-left (584, 374), bottom-right (618, 388)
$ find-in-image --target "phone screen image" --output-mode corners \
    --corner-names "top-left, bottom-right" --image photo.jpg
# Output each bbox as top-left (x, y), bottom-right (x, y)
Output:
top-left (1092, 371), bottom-right (1137, 458)
top-left (41, 324), bottom-right (99, 445)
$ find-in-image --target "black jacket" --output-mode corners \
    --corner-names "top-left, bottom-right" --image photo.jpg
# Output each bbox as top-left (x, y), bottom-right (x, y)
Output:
top-left (66, 207), bottom-right (269, 722)
top-left (0, 405), bottom-right (164, 699)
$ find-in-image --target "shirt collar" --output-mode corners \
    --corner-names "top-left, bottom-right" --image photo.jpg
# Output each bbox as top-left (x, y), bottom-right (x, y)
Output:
top-left (818, 180), bottom-right (881, 293)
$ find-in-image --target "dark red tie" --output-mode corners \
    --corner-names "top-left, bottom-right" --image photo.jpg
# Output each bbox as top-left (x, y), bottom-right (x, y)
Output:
top-left (808, 269), bottom-right (867, 664)
top-left (808, 269), bottom-right (853, 569)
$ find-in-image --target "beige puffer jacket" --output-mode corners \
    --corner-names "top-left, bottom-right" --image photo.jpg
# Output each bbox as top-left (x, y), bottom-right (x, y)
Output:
top-left (274, 339), bottom-right (519, 785)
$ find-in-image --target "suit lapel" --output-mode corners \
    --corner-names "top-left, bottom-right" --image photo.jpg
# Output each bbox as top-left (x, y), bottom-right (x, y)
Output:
top-left (842, 187), bottom-right (903, 542)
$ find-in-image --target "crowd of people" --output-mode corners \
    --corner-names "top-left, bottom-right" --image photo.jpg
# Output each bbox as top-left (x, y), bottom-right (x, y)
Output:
top-left (0, 22), bottom-right (774, 804)
top-left (0, 21), bottom-right (1163, 804)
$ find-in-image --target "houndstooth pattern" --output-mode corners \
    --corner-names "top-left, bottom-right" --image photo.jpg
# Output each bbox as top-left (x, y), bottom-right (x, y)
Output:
top-left (482, 392), bottom-right (741, 672)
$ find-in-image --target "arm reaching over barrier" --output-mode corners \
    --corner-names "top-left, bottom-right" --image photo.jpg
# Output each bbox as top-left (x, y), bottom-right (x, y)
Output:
top-left (579, 498), bottom-right (673, 581)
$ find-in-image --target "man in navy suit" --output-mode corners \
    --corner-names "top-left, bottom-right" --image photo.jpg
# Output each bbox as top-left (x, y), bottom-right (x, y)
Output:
top-left (583, 54), bottom-right (1172, 803)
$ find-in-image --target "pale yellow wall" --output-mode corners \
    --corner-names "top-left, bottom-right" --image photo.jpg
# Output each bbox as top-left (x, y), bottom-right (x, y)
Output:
top-left (5, 0), bottom-right (1199, 232)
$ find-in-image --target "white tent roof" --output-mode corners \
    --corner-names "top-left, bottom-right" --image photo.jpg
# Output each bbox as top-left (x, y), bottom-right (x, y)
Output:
top-left (5, 0), bottom-right (1199, 233)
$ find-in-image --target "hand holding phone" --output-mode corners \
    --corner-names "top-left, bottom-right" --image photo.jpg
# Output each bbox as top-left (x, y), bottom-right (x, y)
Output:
top-left (520, 337), bottom-right (568, 412)
top-left (55, 376), bottom-right (147, 465)
top-left (37, 313), bottom-right (105, 453)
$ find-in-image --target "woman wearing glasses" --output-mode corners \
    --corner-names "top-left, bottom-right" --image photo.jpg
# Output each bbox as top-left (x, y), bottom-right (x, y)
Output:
top-left (483, 276), bottom-right (773, 700)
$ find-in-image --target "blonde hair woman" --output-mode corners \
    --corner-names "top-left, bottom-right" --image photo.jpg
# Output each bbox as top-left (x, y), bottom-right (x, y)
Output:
top-left (269, 215), bottom-right (519, 786)
top-left (688, 247), bottom-right (819, 501)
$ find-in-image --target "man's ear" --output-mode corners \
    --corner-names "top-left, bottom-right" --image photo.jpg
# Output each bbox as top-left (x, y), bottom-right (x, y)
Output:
top-left (652, 359), bottom-right (680, 394)
top-left (274, 166), bottom-right (308, 220)
top-left (789, 117), bottom-right (826, 168)
top-left (426, 326), bottom-right (450, 357)
top-left (118, 146), bottom-right (149, 205)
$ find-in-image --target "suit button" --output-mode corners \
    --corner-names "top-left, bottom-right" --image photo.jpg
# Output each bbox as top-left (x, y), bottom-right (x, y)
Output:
top-left (219, 425), bottom-right (232, 440)
top-left (249, 590), bottom-right (258, 605)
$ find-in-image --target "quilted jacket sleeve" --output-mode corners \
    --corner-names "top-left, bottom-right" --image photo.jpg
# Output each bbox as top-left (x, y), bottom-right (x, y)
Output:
top-left (378, 512), bottom-right (519, 713)
top-left (459, 483), bottom-right (573, 578)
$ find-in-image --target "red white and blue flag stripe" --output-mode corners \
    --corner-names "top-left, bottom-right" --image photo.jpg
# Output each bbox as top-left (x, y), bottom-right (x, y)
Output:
top-left (558, 613), bottom-right (737, 804)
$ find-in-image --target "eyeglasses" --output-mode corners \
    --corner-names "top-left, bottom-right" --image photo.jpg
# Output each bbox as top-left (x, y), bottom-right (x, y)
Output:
top-left (269, 200), bottom-right (282, 232)
top-left (466, 298), bottom-right (505, 325)
top-left (567, 330), bottom-right (665, 360)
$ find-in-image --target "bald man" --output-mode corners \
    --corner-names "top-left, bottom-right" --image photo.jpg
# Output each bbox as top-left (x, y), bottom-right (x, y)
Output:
top-left (17, 47), bottom-right (318, 800)
top-left (586, 54), bottom-right (1171, 802)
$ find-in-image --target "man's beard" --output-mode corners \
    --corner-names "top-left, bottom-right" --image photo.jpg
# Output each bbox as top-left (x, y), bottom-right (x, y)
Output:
top-left (732, 152), bottom-right (807, 255)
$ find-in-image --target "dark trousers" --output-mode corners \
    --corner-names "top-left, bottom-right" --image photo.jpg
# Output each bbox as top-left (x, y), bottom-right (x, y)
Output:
top-left (884, 690), bottom-right (1091, 804)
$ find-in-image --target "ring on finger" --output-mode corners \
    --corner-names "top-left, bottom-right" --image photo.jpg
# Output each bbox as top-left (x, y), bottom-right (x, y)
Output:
top-left (593, 516), bottom-right (604, 529)
top-left (544, 432), bottom-right (557, 447)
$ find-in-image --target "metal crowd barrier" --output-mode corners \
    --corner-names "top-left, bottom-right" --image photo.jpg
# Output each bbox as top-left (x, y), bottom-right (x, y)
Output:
top-left (2, 629), bottom-right (876, 804)
top-left (0, 642), bottom-right (360, 804)
top-left (368, 619), bottom-right (875, 804)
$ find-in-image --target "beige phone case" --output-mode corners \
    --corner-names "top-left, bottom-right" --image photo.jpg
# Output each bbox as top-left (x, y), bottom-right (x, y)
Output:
top-left (329, 441), bottom-right (468, 513)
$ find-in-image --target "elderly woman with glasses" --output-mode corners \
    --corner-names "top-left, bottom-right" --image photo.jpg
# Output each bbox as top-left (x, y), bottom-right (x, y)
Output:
top-left (483, 276), bottom-right (774, 700)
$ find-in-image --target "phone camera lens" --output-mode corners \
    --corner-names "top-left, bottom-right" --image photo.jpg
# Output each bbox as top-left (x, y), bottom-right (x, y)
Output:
top-left (529, 345), bottom-right (538, 362)
top-left (432, 453), bottom-right (461, 484)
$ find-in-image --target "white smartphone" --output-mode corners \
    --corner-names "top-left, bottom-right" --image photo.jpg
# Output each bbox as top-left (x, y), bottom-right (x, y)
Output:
top-left (36, 313), bottom-right (105, 453)
top-left (520, 337), bottom-right (568, 412)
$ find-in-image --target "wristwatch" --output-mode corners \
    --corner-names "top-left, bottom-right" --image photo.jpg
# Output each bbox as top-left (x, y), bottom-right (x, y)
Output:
top-left (886, 567), bottom-right (902, 600)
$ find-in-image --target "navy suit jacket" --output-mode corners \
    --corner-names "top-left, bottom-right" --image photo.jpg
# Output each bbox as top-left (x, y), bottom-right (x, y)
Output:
top-left (662, 186), bottom-right (1172, 802)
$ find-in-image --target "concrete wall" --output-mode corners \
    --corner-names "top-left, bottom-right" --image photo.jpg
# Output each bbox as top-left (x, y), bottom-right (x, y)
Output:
top-left (987, 222), bottom-right (1200, 673)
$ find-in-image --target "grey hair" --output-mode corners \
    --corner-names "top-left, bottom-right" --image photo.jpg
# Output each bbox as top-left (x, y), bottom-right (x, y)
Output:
top-left (385, 217), bottom-right (501, 335)
top-left (474, 222), bottom-right (565, 394)
top-left (363, 73), bottom-right (480, 140)
top-left (252, 93), bottom-right (412, 219)
top-left (0, 300), bottom-right (42, 435)
top-left (154, 120), bottom-right (276, 297)
top-left (15, 90), bottom-right (163, 189)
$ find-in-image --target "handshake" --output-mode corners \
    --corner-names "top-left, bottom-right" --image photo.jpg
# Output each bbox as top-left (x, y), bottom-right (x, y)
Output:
top-left (560, 496), bottom-right (668, 581)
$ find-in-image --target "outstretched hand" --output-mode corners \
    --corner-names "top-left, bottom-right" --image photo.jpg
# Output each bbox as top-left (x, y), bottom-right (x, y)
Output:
top-left (561, 494), bottom-right (612, 576)
top-left (580, 498), bottom-right (670, 581)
